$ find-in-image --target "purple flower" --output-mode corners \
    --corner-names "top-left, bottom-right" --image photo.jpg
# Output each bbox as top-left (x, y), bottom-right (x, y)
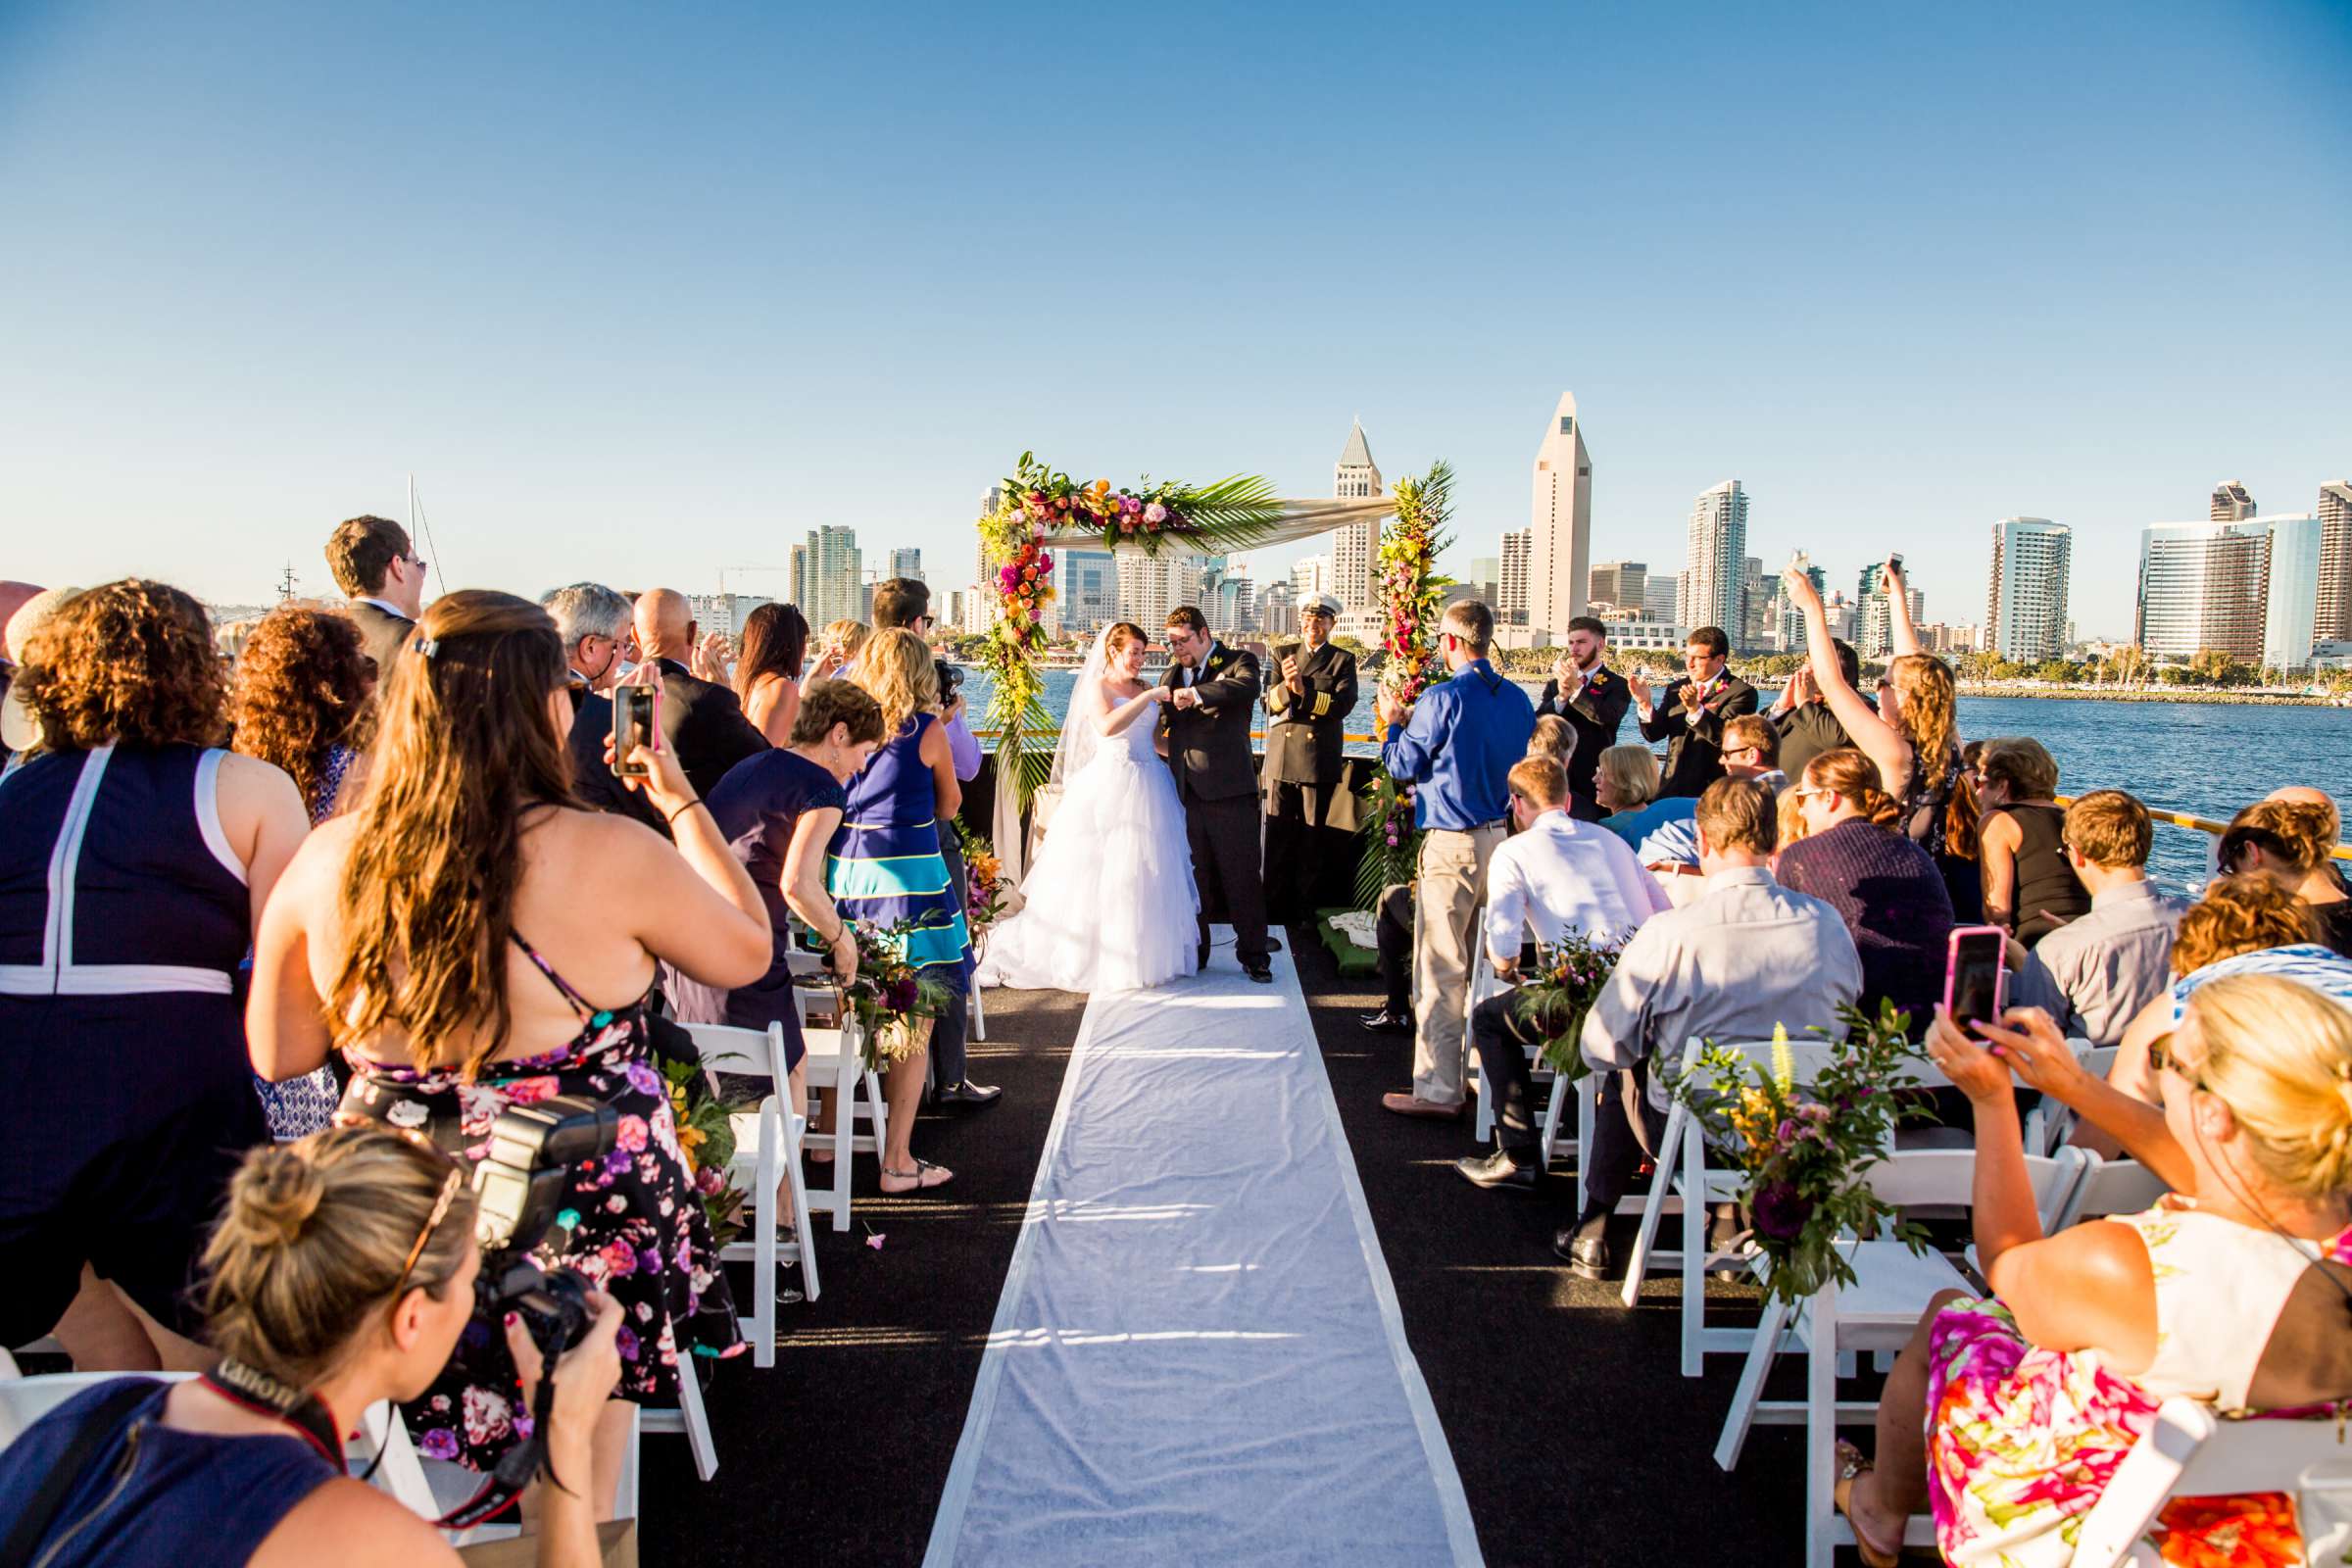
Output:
top-left (998, 564), bottom-right (1021, 592)
top-left (1751, 1181), bottom-right (1813, 1243)
top-left (418, 1427), bottom-right (461, 1461)
top-left (624, 1060), bottom-right (662, 1097)
top-left (886, 977), bottom-right (918, 1011)
top-left (696, 1164), bottom-right (725, 1197)
top-left (614, 1324), bottom-right (641, 1361)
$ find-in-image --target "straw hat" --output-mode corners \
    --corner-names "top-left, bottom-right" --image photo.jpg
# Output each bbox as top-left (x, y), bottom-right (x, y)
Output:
top-left (2, 587), bottom-right (83, 754)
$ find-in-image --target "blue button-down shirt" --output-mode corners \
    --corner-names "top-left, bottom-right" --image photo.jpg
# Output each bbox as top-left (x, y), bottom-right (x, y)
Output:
top-left (1381, 660), bottom-right (1537, 832)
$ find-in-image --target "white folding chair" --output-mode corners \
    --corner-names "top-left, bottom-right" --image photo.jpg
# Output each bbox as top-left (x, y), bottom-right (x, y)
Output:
top-left (2035, 1042), bottom-right (2117, 1153)
top-left (794, 985), bottom-right (889, 1232)
top-left (2070, 1396), bottom-right (2352, 1568)
top-left (1710, 1148), bottom-right (2088, 1568)
top-left (638, 1358), bottom-right (719, 1481)
top-left (969, 975), bottom-right (987, 1041)
top-left (1464, 961), bottom-right (1512, 1143)
top-left (684, 1021), bottom-right (820, 1366)
top-left (2054, 1150), bottom-right (2170, 1231)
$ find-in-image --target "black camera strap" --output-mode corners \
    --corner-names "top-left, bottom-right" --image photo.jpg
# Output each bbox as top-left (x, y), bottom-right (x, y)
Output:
top-left (199, 1358), bottom-right (345, 1467)
top-left (434, 1322), bottom-right (572, 1530)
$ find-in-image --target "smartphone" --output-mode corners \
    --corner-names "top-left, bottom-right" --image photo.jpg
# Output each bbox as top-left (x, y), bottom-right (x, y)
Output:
top-left (611, 684), bottom-right (662, 778)
top-left (1944, 925), bottom-right (2007, 1038)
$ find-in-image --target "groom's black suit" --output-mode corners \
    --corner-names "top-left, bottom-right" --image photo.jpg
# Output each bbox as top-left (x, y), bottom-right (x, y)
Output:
top-left (1160, 642), bottom-right (1271, 973)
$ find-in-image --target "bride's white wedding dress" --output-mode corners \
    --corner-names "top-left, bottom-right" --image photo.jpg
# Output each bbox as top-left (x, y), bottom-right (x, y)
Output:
top-left (977, 657), bottom-right (1200, 994)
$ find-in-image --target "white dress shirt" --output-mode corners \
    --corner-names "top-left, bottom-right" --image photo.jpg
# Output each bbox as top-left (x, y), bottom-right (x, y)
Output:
top-left (1580, 865), bottom-right (1864, 1108)
top-left (1483, 810), bottom-right (1671, 963)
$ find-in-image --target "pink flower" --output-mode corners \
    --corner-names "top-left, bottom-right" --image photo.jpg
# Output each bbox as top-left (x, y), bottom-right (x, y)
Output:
top-left (865, 1232), bottom-right (886, 1250)
top-left (600, 1239), bottom-right (640, 1277)
top-left (1144, 502), bottom-right (1168, 525)
top-left (615, 1114), bottom-right (650, 1153)
top-left (506, 1075), bottom-right (563, 1104)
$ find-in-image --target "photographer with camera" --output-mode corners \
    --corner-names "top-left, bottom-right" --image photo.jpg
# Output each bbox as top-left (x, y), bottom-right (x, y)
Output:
top-left (247, 590), bottom-right (770, 1507)
top-left (0, 1126), bottom-right (623, 1566)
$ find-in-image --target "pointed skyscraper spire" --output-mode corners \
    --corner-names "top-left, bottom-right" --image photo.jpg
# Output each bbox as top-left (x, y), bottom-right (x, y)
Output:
top-left (1338, 418), bottom-right (1375, 471)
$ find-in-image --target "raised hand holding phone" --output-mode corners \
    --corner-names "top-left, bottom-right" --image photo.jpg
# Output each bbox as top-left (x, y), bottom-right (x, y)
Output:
top-left (1943, 924), bottom-right (2009, 1040)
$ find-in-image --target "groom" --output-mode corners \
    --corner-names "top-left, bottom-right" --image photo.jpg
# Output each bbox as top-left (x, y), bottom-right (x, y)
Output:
top-left (1159, 606), bottom-right (1274, 984)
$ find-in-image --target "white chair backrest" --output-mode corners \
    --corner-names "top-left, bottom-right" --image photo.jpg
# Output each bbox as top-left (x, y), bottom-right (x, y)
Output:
top-left (681, 1020), bottom-right (787, 1087)
top-left (2057, 1152), bottom-right (2171, 1230)
top-left (2077, 1043), bottom-right (2119, 1081)
top-left (784, 949), bottom-right (824, 979)
top-left (0, 1370), bottom-right (181, 1448)
top-left (2070, 1396), bottom-right (2352, 1568)
top-left (1859, 1146), bottom-right (2086, 1229)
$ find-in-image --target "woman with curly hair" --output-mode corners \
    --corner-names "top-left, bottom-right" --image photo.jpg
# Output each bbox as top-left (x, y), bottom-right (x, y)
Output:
top-left (229, 606), bottom-right (377, 823)
top-left (246, 590), bottom-right (769, 1505)
top-left (0, 579), bottom-right (310, 1371)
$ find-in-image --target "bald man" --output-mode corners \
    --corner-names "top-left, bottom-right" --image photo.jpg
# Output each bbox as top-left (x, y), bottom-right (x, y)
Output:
top-left (634, 587), bottom-right (769, 799)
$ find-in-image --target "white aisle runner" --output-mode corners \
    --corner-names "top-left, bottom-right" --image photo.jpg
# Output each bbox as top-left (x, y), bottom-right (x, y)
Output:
top-left (924, 942), bottom-right (1483, 1567)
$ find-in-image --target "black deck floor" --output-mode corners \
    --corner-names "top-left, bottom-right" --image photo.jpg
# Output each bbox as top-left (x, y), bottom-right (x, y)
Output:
top-left (638, 933), bottom-right (1822, 1565)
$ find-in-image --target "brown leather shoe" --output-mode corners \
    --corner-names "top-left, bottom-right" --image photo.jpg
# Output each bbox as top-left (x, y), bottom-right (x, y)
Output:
top-left (1381, 1092), bottom-right (1464, 1119)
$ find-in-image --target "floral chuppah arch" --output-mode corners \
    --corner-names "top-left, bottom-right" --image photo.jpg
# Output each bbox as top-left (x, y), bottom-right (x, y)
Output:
top-left (973, 452), bottom-right (1428, 889)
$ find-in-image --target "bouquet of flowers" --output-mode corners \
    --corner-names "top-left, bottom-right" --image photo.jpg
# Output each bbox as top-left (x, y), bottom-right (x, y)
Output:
top-left (661, 1055), bottom-right (748, 1251)
top-left (995, 451), bottom-right (1284, 558)
top-left (1510, 928), bottom-right (1629, 1080)
top-left (1660, 1001), bottom-right (1934, 1304)
top-left (1353, 775), bottom-right (1420, 908)
top-left (1373, 460), bottom-right (1454, 704)
top-left (955, 823), bottom-right (1008, 938)
top-left (841, 919), bottom-right (955, 1072)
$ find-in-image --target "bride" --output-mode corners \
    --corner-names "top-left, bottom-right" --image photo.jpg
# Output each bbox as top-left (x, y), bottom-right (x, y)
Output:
top-left (977, 621), bottom-right (1200, 993)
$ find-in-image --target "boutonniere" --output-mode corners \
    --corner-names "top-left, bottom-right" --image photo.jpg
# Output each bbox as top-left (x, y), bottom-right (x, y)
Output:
top-left (1589, 671), bottom-right (1607, 689)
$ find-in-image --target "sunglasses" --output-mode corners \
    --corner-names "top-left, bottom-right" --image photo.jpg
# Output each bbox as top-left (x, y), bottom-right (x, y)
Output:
top-left (2147, 1032), bottom-right (2201, 1085)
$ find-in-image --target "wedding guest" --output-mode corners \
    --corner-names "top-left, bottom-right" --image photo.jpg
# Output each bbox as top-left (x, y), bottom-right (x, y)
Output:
top-left (1360, 882), bottom-right (1416, 1035)
top-left (1594, 741), bottom-right (1702, 894)
top-left (808, 617), bottom-right (869, 682)
top-left (1, 585), bottom-right (79, 774)
top-left (2262, 786), bottom-right (2348, 895)
top-left (1562, 777), bottom-right (1862, 1278)
top-left (0, 1126), bottom-right (627, 1568)
top-left (1977, 737), bottom-right (2088, 945)
top-left (1376, 599), bottom-right (1537, 1117)
top-left (1262, 591), bottom-right (1359, 923)
top-left (837, 629), bottom-right (972, 1183)
top-left (1527, 715), bottom-right (1575, 766)
top-left (545, 583), bottom-right (662, 833)
top-left (1627, 625), bottom-right (1758, 798)
top-left (871, 578), bottom-right (993, 1105)
top-left (2218, 796), bottom-right (2352, 955)
top-left (634, 586), bottom-right (770, 798)
top-left (1534, 617), bottom-right (1631, 819)
top-left (323, 514), bottom-right (428, 680)
top-left (1, 580), bottom-right (310, 1369)
top-left (228, 606), bottom-right (380, 1140)
top-left (1718, 713), bottom-right (1786, 793)
top-left (734, 600), bottom-right (810, 747)
top-left (1783, 558), bottom-right (1981, 919)
top-left (2008, 790), bottom-right (2186, 1048)
top-left (672, 678), bottom-right (887, 1120)
top-left (1774, 748), bottom-right (1955, 1028)
top-left (1767, 636), bottom-right (1868, 780)
top-left (1835, 981), bottom-right (2352, 1568)
top-left (247, 590), bottom-right (768, 1494)
top-left (0, 579), bottom-right (46, 770)
top-left (1455, 758), bottom-right (1669, 1192)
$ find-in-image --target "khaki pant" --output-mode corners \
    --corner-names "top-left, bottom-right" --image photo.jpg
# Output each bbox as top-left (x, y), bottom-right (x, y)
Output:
top-left (1410, 821), bottom-right (1504, 1106)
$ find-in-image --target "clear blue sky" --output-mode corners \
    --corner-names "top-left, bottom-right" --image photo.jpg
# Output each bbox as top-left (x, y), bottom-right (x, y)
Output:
top-left (3, 0), bottom-right (2346, 637)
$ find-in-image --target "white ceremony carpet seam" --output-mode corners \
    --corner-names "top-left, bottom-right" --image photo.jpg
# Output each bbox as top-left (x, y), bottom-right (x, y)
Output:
top-left (922, 937), bottom-right (1483, 1567)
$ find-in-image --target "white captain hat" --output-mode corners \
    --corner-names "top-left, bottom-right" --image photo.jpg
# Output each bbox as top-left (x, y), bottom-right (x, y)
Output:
top-left (1298, 592), bottom-right (1342, 619)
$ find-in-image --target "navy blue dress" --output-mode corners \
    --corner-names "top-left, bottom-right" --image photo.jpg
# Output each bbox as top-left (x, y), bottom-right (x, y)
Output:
top-left (0, 1378), bottom-right (336, 1566)
top-left (0, 744), bottom-right (268, 1343)
top-left (669, 748), bottom-right (845, 1070)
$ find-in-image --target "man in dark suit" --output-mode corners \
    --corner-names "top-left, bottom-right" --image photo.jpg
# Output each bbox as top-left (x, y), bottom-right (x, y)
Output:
top-left (1630, 624), bottom-right (1758, 799)
top-left (633, 587), bottom-right (769, 800)
top-left (545, 582), bottom-right (664, 833)
top-left (324, 514), bottom-right (429, 679)
top-left (1261, 592), bottom-right (1359, 923)
top-left (1534, 614), bottom-right (1632, 820)
top-left (1160, 605), bottom-right (1273, 983)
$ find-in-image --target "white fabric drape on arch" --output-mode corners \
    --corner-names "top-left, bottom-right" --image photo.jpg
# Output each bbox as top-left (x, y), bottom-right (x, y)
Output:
top-left (987, 495), bottom-right (1399, 893)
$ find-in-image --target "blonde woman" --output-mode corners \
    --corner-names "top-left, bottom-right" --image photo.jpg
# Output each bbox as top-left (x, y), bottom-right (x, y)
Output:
top-left (1837, 976), bottom-right (2352, 1566)
top-left (838, 628), bottom-right (969, 1193)
top-left (807, 617), bottom-right (870, 682)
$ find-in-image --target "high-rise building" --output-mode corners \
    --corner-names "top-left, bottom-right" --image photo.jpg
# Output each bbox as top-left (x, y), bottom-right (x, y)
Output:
top-left (1643, 574), bottom-right (1681, 624)
top-left (1291, 553), bottom-right (1333, 604)
top-left (1464, 555), bottom-right (1502, 611)
top-left (1117, 551), bottom-right (1205, 630)
top-left (1588, 561), bottom-right (1647, 618)
top-left (1056, 548), bottom-right (1117, 635)
top-left (1259, 582), bottom-right (1298, 638)
top-left (1854, 564), bottom-right (1925, 659)
top-left (802, 525), bottom-right (862, 627)
top-left (2263, 514), bottom-right (2323, 670)
top-left (1679, 481), bottom-right (1747, 636)
top-left (2211, 481), bottom-right (2259, 522)
top-left (1498, 530), bottom-right (1532, 625)
top-left (1984, 518), bottom-right (2074, 663)
top-left (1528, 392), bottom-right (1592, 630)
top-left (789, 543), bottom-right (808, 612)
top-left (685, 593), bottom-right (772, 639)
top-left (1200, 557), bottom-right (1257, 634)
top-left (1330, 420), bottom-right (1384, 612)
top-left (1739, 556), bottom-right (1769, 651)
top-left (2315, 481), bottom-right (2352, 643)
top-left (888, 547), bottom-right (924, 582)
top-left (2135, 518), bottom-right (2279, 662)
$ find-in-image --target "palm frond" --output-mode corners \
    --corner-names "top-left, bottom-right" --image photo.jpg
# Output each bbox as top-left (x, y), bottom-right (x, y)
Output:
top-left (1176, 472), bottom-right (1287, 549)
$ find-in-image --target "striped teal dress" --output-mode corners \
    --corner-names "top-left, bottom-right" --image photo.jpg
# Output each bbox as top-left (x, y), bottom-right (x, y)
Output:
top-left (827, 711), bottom-right (972, 990)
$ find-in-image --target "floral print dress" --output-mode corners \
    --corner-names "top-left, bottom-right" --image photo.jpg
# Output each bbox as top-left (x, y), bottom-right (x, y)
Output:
top-left (1927, 1199), bottom-right (2352, 1566)
top-left (337, 934), bottom-right (744, 1471)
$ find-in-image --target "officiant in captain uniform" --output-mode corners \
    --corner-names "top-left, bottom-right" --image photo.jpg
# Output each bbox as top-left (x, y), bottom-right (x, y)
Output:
top-left (1262, 592), bottom-right (1360, 923)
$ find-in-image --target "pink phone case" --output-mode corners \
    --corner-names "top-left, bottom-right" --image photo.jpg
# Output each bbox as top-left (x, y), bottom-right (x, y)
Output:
top-left (1942, 923), bottom-right (2008, 1019)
